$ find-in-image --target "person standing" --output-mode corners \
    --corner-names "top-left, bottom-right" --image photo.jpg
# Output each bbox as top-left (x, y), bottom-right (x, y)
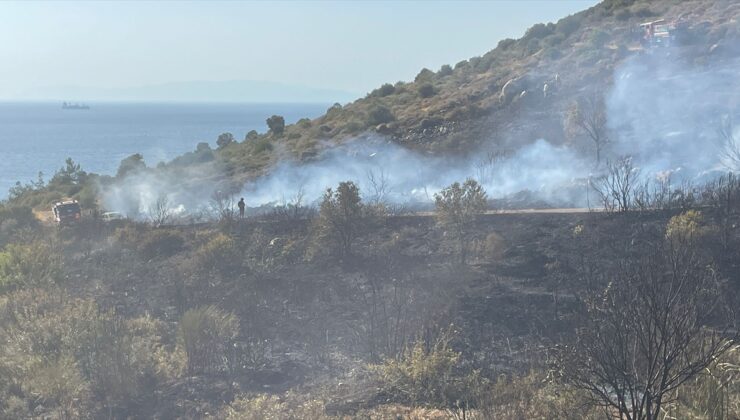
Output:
top-left (238, 197), bottom-right (246, 218)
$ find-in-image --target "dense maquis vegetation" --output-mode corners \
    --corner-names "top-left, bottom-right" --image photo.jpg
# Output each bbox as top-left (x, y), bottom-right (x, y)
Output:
top-left (0, 173), bottom-right (738, 418)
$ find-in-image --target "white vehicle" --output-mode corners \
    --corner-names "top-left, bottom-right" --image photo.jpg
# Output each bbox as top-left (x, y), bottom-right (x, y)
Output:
top-left (101, 211), bottom-right (124, 222)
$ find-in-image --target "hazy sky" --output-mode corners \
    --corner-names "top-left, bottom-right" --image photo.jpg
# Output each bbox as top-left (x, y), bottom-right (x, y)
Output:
top-left (1, 0), bottom-right (599, 100)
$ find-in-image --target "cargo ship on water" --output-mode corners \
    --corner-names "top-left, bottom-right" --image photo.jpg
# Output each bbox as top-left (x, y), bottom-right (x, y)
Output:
top-left (62, 101), bottom-right (90, 110)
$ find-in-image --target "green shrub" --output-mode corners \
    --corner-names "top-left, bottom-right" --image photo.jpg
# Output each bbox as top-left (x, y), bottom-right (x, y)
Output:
top-left (24, 356), bottom-right (91, 419)
top-left (0, 241), bottom-right (61, 292)
top-left (116, 153), bottom-right (146, 179)
top-left (341, 120), bottom-right (364, 135)
top-left (217, 132), bottom-right (235, 149)
top-left (178, 305), bottom-right (239, 375)
top-left (193, 233), bottom-right (241, 275)
top-left (665, 210), bottom-right (704, 245)
top-left (524, 22), bottom-right (554, 40)
top-left (543, 33), bottom-right (566, 47)
top-left (371, 332), bottom-right (485, 409)
top-left (266, 115), bottom-right (286, 136)
top-left (418, 83), bottom-right (436, 98)
top-left (76, 182), bottom-right (98, 210)
top-left (312, 181), bottom-right (377, 257)
top-left (477, 372), bottom-right (597, 419)
top-left (497, 38), bottom-right (516, 50)
top-left (244, 130), bottom-right (260, 141)
top-left (367, 105), bottom-right (395, 126)
top-left (556, 13), bottom-right (583, 37)
top-left (0, 288), bottom-right (175, 417)
top-left (297, 118), bottom-right (312, 129)
top-left (437, 64), bottom-right (453, 77)
top-left (0, 205), bottom-right (38, 244)
top-left (222, 392), bottom-right (328, 420)
top-left (414, 68), bottom-right (434, 83)
top-left (454, 59), bottom-right (469, 69)
top-left (372, 83), bottom-right (396, 97)
top-left (325, 103), bottom-right (343, 118)
top-left (252, 137), bottom-right (274, 154)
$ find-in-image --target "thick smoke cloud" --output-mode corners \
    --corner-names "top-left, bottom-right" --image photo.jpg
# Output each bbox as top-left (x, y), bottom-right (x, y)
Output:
top-left (101, 164), bottom-right (221, 220)
top-left (101, 48), bottom-right (739, 218)
top-left (608, 53), bottom-right (740, 179)
top-left (241, 138), bottom-right (588, 208)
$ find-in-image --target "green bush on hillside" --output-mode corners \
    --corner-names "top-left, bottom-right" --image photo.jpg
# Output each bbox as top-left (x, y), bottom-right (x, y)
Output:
top-left (524, 22), bottom-right (555, 40)
top-left (367, 105), bottom-right (395, 126)
top-left (414, 68), bottom-right (434, 83)
top-left (556, 13), bottom-right (583, 37)
top-left (438, 64), bottom-right (453, 77)
top-left (371, 332), bottom-right (485, 409)
top-left (371, 83), bottom-right (396, 97)
top-left (418, 83), bottom-right (436, 98)
top-left (0, 205), bottom-right (38, 245)
top-left (266, 115), bottom-right (286, 136)
top-left (0, 241), bottom-right (61, 292)
top-left (179, 305), bottom-right (239, 375)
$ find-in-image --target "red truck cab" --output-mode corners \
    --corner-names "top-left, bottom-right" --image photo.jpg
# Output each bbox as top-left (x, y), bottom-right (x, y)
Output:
top-left (52, 200), bottom-right (81, 225)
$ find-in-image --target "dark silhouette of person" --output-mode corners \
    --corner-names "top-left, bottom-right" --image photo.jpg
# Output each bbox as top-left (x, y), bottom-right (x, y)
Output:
top-left (238, 198), bottom-right (246, 218)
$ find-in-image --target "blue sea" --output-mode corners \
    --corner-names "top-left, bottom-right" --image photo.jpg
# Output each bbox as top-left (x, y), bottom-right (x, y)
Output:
top-left (0, 102), bottom-right (328, 199)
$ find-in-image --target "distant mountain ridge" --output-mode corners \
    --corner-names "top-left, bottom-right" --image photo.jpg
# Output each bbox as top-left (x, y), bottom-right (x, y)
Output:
top-left (20, 80), bottom-right (359, 103)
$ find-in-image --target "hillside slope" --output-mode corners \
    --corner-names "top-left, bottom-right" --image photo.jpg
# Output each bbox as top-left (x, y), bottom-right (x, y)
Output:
top-left (196, 0), bottom-right (740, 183)
top-left (7, 0), bottom-right (740, 214)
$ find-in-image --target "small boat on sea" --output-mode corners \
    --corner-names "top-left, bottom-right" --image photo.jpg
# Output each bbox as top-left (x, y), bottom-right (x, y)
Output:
top-left (62, 102), bottom-right (90, 110)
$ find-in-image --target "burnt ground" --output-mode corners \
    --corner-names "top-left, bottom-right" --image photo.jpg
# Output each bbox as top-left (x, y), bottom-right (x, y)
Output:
top-left (52, 208), bottom-right (739, 417)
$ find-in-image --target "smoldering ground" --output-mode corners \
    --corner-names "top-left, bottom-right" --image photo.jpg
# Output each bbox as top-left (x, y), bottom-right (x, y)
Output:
top-left (101, 49), bottom-right (740, 219)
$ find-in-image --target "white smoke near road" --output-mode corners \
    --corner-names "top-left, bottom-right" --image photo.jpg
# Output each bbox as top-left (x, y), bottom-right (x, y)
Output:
top-left (240, 137), bottom-right (588, 209)
top-left (101, 164), bottom-right (223, 220)
top-left (101, 47), bottom-right (740, 219)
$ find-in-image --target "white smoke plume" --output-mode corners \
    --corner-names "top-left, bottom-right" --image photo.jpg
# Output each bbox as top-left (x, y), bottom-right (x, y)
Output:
top-left (607, 52), bottom-right (740, 180)
top-left (101, 47), bottom-right (739, 219)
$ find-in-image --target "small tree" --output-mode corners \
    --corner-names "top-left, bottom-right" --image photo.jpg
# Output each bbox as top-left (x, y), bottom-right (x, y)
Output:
top-left (315, 181), bottom-right (366, 257)
top-left (50, 158), bottom-right (86, 186)
top-left (116, 153), bottom-right (146, 178)
top-left (366, 168), bottom-right (391, 205)
top-left (216, 132), bottom-right (235, 149)
top-left (558, 229), bottom-right (735, 420)
top-left (148, 193), bottom-right (172, 227)
top-left (210, 190), bottom-right (237, 224)
top-left (244, 130), bottom-right (259, 142)
top-left (266, 115), bottom-right (285, 136)
top-left (566, 91), bottom-right (609, 164)
top-left (434, 179), bottom-right (487, 264)
top-left (717, 115), bottom-right (740, 171)
top-left (591, 157), bottom-right (639, 213)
